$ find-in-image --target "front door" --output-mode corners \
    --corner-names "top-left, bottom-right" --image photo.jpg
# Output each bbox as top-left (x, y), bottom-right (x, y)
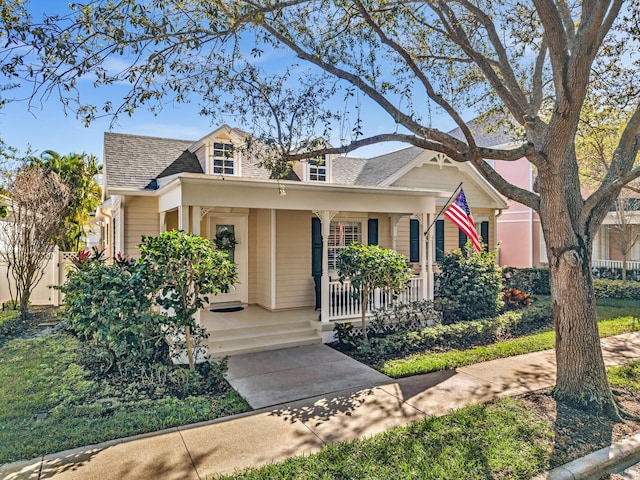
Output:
top-left (209, 214), bottom-right (248, 304)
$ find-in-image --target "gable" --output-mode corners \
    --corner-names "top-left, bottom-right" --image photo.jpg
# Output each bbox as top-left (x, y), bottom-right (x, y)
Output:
top-left (391, 158), bottom-right (505, 209)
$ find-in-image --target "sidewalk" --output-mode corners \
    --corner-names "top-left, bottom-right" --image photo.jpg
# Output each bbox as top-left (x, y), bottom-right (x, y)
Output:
top-left (2, 331), bottom-right (640, 480)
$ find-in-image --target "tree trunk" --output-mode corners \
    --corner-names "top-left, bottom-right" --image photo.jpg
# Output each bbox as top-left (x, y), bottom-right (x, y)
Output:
top-left (549, 245), bottom-right (618, 416)
top-left (19, 288), bottom-right (30, 320)
top-left (537, 146), bottom-right (618, 416)
top-left (184, 324), bottom-right (195, 370)
top-left (622, 256), bottom-right (627, 282)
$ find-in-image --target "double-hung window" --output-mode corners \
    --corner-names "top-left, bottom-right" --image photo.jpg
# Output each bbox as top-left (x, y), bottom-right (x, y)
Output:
top-left (328, 221), bottom-right (361, 270)
top-left (308, 155), bottom-right (327, 182)
top-left (211, 142), bottom-right (235, 175)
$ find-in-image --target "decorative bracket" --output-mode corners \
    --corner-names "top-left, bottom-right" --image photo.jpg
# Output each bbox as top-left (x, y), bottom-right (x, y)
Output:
top-left (312, 210), bottom-right (339, 223)
top-left (200, 207), bottom-right (211, 220)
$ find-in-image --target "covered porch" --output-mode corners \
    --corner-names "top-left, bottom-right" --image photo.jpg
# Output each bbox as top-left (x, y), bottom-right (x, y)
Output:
top-left (153, 173), bottom-right (449, 352)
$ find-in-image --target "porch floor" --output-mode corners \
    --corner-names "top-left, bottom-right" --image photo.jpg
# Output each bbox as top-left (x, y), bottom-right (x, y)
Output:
top-left (200, 305), bottom-right (323, 357)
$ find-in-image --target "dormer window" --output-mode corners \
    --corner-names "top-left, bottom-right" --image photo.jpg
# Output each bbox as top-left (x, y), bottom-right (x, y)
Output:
top-left (210, 142), bottom-right (235, 175)
top-left (308, 155), bottom-right (327, 182)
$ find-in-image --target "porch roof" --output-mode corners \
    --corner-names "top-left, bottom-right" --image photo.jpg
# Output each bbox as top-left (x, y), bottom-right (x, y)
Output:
top-left (111, 173), bottom-right (452, 214)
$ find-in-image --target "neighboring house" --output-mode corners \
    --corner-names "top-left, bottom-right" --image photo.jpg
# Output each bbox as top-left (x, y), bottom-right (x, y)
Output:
top-left (97, 125), bottom-right (507, 355)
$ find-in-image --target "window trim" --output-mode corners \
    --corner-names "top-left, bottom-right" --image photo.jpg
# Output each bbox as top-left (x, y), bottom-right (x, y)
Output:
top-left (305, 155), bottom-right (330, 182)
top-left (209, 141), bottom-right (237, 176)
top-left (328, 219), bottom-right (365, 272)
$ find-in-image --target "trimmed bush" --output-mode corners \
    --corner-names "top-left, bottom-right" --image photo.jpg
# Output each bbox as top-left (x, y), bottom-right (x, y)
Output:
top-left (333, 302), bottom-right (554, 365)
top-left (502, 267), bottom-right (551, 295)
top-left (592, 266), bottom-right (640, 282)
top-left (435, 247), bottom-right (503, 323)
top-left (593, 279), bottom-right (640, 300)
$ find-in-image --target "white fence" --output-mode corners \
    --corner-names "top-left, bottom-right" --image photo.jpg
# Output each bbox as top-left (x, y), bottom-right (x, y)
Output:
top-left (328, 276), bottom-right (423, 320)
top-left (592, 259), bottom-right (640, 271)
top-left (0, 250), bottom-right (75, 307)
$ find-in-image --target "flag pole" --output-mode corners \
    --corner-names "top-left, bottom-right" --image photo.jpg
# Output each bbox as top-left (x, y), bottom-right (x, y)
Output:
top-left (423, 181), bottom-right (463, 238)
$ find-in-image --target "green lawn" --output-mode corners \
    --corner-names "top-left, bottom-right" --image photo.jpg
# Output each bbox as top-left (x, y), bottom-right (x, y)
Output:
top-left (0, 334), bottom-right (250, 465)
top-left (0, 308), bottom-right (18, 327)
top-left (217, 397), bottom-right (554, 480)
top-left (379, 299), bottom-right (640, 378)
top-left (216, 360), bottom-right (640, 480)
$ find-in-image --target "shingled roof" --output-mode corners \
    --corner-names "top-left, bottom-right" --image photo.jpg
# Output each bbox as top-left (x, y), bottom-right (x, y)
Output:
top-left (447, 114), bottom-right (521, 148)
top-left (354, 147), bottom-right (424, 186)
top-left (104, 132), bottom-right (198, 190)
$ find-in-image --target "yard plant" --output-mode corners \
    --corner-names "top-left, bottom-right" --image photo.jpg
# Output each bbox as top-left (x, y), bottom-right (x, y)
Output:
top-left (139, 230), bottom-right (237, 370)
top-left (337, 243), bottom-right (412, 342)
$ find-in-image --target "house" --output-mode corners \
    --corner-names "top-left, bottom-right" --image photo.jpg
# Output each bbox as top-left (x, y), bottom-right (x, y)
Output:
top-left (97, 125), bottom-right (508, 355)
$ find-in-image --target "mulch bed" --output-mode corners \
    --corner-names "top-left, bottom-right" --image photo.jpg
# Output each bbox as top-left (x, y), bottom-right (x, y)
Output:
top-left (518, 388), bottom-right (640, 470)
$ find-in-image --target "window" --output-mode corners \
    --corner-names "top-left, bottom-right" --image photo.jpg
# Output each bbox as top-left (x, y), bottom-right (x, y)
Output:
top-left (308, 155), bottom-right (327, 182)
top-left (328, 221), bottom-right (361, 270)
top-left (210, 142), bottom-right (235, 175)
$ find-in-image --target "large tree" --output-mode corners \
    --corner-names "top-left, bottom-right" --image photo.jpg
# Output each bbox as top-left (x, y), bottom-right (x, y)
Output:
top-left (2, 1), bottom-right (640, 415)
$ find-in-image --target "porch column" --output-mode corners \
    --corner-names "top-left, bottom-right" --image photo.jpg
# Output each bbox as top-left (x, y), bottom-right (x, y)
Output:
top-left (314, 210), bottom-right (338, 322)
top-left (177, 205), bottom-right (188, 231)
top-left (389, 214), bottom-right (402, 251)
top-left (426, 213), bottom-right (434, 300)
top-left (159, 212), bottom-right (167, 233)
top-left (420, 213), bottom-right (429, 300)
top-left (192, 206), bottom-right (201, 236)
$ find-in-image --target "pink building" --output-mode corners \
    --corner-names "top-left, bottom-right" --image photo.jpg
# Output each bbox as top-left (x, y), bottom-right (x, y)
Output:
top-left (493, 157), bottom-right (547, 267)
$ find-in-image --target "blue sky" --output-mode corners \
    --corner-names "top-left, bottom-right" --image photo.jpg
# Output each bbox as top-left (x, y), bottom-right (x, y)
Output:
top-left (0, 1), bottom-right (459, 164)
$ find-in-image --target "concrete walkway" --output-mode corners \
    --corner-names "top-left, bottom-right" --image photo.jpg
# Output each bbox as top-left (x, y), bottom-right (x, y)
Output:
top-left (2, 331), bottom-right (640, 480)
top-left (225, 344), bottom-right (391, 409)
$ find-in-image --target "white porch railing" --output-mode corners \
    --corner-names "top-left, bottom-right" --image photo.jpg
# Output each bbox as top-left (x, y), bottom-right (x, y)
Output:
top-left (592, 259), bottom-right (640, 271)
top-left (328, 276), bottom-right (423, 321)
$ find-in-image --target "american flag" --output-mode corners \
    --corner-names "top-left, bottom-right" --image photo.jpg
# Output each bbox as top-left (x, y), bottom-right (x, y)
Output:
top-left (444, 188), bottom-right (482, 253)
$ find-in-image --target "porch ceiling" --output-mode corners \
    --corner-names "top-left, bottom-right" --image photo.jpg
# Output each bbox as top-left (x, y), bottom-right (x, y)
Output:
top-left (155, 174), bottom-right (450, 214)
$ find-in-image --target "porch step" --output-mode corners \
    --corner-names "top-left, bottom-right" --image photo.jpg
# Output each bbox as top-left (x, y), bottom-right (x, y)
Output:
top-left (207, 330), bottom-right (321, 357)
top-left (209, 319), bottom-right (313, 339)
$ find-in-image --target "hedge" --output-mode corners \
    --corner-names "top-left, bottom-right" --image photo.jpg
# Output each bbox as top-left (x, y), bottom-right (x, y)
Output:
top-left (334, 302), bottom-right (554, 365)
top-left (593, 279), bottom-right (640, 300)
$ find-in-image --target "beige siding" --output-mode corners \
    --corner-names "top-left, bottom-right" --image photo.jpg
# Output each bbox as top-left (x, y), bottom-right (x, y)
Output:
top-left (124, 196), bottom-right (159, 258)
top-left (166, 210), bottom-right (178, 232)
top-left (375, 214), bottom-right (392, 249)
top-left (392, 162), bottom-right (497, 209)
top-left (275, 210), bottom-right (314, 309)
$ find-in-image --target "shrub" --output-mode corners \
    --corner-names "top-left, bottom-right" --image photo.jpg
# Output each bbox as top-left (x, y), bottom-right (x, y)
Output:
top-left (502, 288), bottom-right (532, 311)
top-left (334, 300), bottom-right (442, 349)
top-left (593, 279), bottom-right (640, 300)
top-left (333, 302), bottom-right (554, 364)
top-left (337, 243), bottom-right (412, 342)
top-left (435, 247), bottom-right (503, 323)
top-left (60, 254), bottom-right (165, 373)
top-left (592, 266), bottom-right (640, 282)
top-left (138, 230), bottom-right (237, 370)
top-left (502, 267), bottom-right (551, 295)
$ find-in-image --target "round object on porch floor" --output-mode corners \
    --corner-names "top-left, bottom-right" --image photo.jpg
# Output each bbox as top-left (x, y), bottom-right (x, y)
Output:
top-left (210, 306), bottom-right (245, 313)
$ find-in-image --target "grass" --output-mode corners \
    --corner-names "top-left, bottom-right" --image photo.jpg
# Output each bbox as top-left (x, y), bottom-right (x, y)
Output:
top-left (216, 397), bottom-right (554, 480)
top-left (0, 334), bottom-right (250, 465)
top-left (379, 299), bottom-right (640, 378)
top-left (0, 309), bottom-right (18, 326)
top-left (609, 360), bottom-right (640, 391)
top-left (217, 360), bottom-right (640, 480)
